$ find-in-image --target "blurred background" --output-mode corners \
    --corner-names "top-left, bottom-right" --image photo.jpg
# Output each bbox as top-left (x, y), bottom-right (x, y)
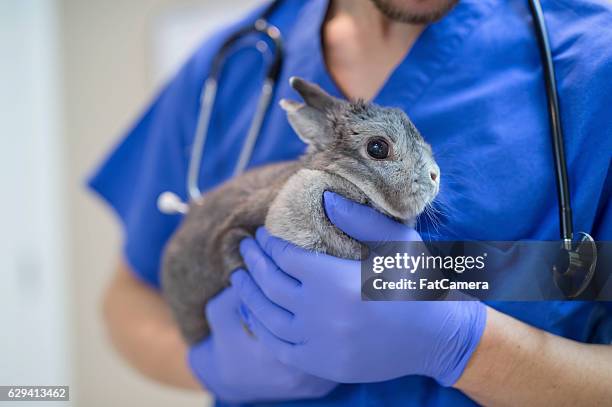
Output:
top-left (0, 0), bottom-right (261, 405)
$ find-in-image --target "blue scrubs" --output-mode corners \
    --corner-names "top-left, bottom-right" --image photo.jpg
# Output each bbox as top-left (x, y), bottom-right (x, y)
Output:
top-left (89, 0), bottom-right (612, 405)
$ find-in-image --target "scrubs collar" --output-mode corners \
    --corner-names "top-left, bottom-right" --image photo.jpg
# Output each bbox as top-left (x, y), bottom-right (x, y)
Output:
top-left (282, 0), bottom-right (498, 108)
top-left (282, 0), bottom-right (332, 91)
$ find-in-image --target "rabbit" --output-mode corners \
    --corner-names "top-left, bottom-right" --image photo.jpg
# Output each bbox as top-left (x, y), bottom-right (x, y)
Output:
top-left (161, 77), bottom-right (441, 345)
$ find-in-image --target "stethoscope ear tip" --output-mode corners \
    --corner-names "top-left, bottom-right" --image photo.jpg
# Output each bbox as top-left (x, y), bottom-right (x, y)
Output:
top-left (157, 191), bottom-right (189, 215)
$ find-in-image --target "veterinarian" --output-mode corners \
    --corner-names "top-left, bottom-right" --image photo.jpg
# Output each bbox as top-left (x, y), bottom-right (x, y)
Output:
top-left (90, 0), bottom-right (612, 405)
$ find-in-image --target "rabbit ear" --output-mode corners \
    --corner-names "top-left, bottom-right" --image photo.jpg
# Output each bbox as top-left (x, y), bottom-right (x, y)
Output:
top-left (280, 77), bottom-right (342, 149)
top-left (280, 99), bottom-right (332, 149)
top-left (289, 76), bottom-right (339, 112)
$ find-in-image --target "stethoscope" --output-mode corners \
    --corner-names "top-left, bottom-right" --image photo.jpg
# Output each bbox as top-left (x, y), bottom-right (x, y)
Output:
top-left (157, 0), bottom-right (597, 298)
top-left (157, 0), bottom-right (283, 215)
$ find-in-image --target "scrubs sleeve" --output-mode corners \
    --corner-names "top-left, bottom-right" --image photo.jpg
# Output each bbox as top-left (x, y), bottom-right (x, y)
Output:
top-left (591, 164), bottom-right (612, 343)
top-left (574, 36), bottom-right (612, 334)
top-left (593, 165), bottom-right (611, 241)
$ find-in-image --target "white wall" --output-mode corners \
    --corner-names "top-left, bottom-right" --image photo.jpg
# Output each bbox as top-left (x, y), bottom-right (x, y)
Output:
top-left (0, 1), bottom-right (70, 406)
top-left (150, 1), bottom-right (260, 86)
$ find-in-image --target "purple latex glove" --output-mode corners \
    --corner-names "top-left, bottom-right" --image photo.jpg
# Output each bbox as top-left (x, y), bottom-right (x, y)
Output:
top-left (188, 274), bottom-right (337, 403)
top-left (232, 191), bottom-right (487, 386)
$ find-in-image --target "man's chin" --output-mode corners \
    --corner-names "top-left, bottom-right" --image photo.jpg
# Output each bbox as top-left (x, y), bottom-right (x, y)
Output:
top-left (368, 0), bottom-right (459, 25)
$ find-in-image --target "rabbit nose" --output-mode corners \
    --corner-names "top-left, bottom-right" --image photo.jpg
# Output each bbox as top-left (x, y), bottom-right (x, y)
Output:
top-left (430, 170), bottom-right (438, 182)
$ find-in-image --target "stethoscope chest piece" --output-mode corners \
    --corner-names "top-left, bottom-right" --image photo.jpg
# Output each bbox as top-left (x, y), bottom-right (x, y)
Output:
top-left (552, 232), bottom-right (597, 298)
top-left (157, 191), bottom-right (190, 215)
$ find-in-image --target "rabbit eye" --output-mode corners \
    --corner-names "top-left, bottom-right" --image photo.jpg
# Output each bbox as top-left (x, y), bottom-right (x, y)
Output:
top-left (366, 138), bottom-right (389, 159)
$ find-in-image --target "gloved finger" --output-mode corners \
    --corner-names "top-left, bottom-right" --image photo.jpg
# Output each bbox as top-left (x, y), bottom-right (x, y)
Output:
top-left (242, 303), bottom-right (296, 366)
top-left (188, 339), bottom-right (238, 401)
top-left (323, 191), bottom-right (421, 245)
top-left (240, 238), bottom-right (301, 310)
top-left (205, 284), bottom-right (242, 330)
top-left (188, 339), bottom-right (217, 389)
top-left (255, 227), bottom-right (312, 281)
top-left (256, 227), bottom-right (358, 281)
top-left (231, 270), bottom-right (301, 344)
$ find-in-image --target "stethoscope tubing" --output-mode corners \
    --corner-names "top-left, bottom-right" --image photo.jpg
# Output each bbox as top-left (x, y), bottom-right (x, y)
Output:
top-left (528, 0), bottom-right (574, 249)
top-left (188, 77), bottom-right (218, 201)
top-left (187, 13), bottom-right (283, 202)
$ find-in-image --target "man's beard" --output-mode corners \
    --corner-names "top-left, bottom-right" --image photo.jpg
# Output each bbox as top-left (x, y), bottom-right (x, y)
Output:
top-left (369, 0), bottom-right (459, 24)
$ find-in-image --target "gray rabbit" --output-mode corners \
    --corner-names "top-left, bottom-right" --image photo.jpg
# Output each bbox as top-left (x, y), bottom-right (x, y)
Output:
top-left (161, 77), bottom-right (440, 344)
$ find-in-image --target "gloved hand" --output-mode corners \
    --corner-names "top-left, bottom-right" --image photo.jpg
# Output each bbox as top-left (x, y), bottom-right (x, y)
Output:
top-left (232, 191), bottom-right (487, 386)
top-left (188, 274), bottom-right (337, 403)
